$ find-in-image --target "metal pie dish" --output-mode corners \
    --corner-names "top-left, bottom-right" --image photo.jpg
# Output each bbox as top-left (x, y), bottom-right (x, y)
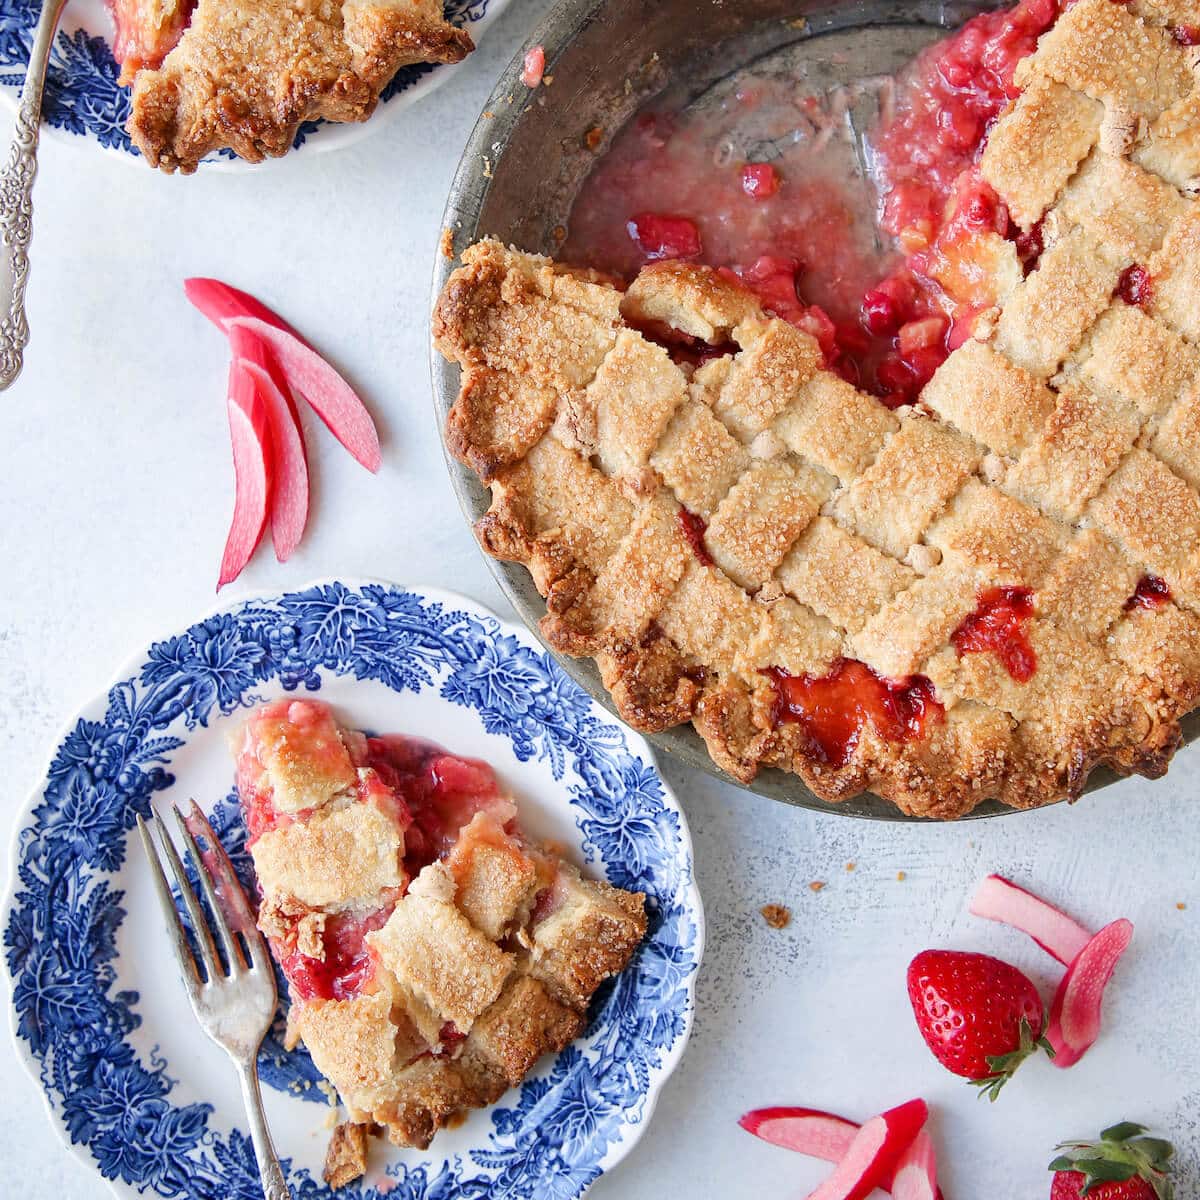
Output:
top-left (430, 0), bottom-right (1197, 820)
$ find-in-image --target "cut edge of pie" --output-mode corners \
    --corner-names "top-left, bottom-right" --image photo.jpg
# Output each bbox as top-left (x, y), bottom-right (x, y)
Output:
top-left (433, 0), bottom-right (1200, 820)
top-left (234, 699), bottom-right (647, 1182)
top-left (116, 0), bottom-right (473, 173)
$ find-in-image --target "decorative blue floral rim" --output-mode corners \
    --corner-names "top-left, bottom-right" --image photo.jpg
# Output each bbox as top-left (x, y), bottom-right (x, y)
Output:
top-left (3, 581), bottom-right (702, 1198)
top-left (0, 0), bottom-right (495, 161)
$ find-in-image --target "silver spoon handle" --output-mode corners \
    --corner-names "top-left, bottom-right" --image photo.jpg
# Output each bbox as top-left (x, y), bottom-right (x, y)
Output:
top-left (0, 0), bottom-right (67, 389)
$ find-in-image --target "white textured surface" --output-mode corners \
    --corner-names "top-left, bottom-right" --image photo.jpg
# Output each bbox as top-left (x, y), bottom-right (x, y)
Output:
top-left (1, 1), bottom-right (1198, 1195)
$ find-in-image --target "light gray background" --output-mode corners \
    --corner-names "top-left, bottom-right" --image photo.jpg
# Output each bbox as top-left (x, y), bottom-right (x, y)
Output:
top-left (1, 1), bottom-right (1197, 1194)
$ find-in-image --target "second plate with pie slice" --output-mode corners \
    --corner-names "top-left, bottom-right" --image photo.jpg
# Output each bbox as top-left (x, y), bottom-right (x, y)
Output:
top-left (2, 579), bottom-right (702, 1199)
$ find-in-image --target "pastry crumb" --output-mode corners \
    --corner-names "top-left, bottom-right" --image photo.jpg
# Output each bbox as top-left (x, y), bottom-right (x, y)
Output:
top-left (760, 903), bottom-right (791, 928)
top-left (584, 125), bottom-right (604, 150)
top-left (552, 224), bottom-right (568, 243)
top-left (1177, 901), bottom-right (1187, 911)
top-left (845, 861), bottom-right (856, 872)
top-left (809, 881), bottom-right (826, 893)
top-left (896, 870), bottom-right (907, 881)
top-left (324, 1121), bottom-right (370, 1190)
top-left (439, 228), bottom-right (455, 260)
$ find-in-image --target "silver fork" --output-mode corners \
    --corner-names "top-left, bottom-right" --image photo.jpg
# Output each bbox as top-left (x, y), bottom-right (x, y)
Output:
top-left (138, 802), bottom-right (290, 1200)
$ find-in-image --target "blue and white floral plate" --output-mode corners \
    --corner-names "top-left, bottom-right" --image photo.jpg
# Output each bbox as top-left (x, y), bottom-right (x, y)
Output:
top-left (2, 580), bottom-right (703, 1198)
top-left (0, 0), bottom-right (507, 166)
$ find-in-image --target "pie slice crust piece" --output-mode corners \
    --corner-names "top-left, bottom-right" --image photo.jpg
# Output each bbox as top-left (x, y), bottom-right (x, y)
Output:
top-left (234, 699), bottom-right (647, 1180)
top-left (125, 0), bottom-right (473, 172)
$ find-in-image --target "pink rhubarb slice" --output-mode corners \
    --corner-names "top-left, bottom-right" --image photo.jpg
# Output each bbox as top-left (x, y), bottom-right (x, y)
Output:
top-left (230, 324), bottom-right (310, 562)
top-left (184, 277), bottom-right (381, 473)
top-left (890, 1132), bottom-right (938, 1200)
top-left (184, 277), bottom-right (306, 342)
top-left (806, 1100), bottom-right (928, 1200)
top-left (740, 1106), bottom-right (939, 1199)
top-left (739, 1107), bottom-right (859, 1163)
top-left (226, 317), bottom-right (380, 473)
top-left (970, 874), bottom-right (1092, 965)
top-left (219, 361), bottom-right (271, 588)
top-left (1046, 918), bottom-right (1135, 1068)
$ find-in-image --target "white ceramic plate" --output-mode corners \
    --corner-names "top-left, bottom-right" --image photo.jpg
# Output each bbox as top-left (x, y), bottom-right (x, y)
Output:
top-left (3, 580), bottom-right (703, 1198)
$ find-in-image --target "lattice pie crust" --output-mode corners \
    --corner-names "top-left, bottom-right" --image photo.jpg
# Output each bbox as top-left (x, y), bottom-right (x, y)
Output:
top-left (125, 0), bottom-right (472, 172)
top-left (237, 702), bottom-right (646, 1169)
top-left (435, 0), bottom-right (1200, 818)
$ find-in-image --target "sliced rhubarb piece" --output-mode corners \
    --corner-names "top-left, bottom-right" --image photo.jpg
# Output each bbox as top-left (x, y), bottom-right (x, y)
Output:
top-left (969, 874), bottom-right (1092, 965)
top-left (184, 277), bottom-right (307, 343)
top-left (806, 1100), bottom-right (928, 1200)
top-left (184, 277), bottom-right (380, 472)
top-left (225, 317), bottom-right (380, 474)
top-left (740, 1106), bottom-right (940, 1199)
top-left (230, 325), bottom-right (310, 562)
top-left (219, 361), bottom-right (271, 589)
top-left (1046, 919), bottom-right (1134, 1068)
top-left (890, 1131), bottom-right (938, 1200)
top-left (739, 1107), bottom-right (859, 1163)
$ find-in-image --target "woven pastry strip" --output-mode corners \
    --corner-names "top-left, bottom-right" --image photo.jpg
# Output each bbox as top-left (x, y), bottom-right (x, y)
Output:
top-left (436, 0), bottom-right (1200, 817)
top-left (239, 702), bottom-right (646, 1156)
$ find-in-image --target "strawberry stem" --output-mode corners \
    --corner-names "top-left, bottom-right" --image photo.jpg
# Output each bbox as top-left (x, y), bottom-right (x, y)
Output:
top-left (969, 1017), bottom-right (1053, 1101)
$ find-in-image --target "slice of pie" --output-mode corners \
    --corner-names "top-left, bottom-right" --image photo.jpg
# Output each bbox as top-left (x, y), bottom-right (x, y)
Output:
top-left (233, 699), bottom-right (646, 1183)
top-left (107, 0), bottom-right (473, 172)
top-left (434, 0), bottom-right (1200, 818)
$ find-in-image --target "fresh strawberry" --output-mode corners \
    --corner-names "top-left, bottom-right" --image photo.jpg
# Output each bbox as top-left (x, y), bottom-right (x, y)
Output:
top-left (1049, 1122), bottom-right (1174, 1199)
top-left (907, 949), bottom-right (1052, 1099)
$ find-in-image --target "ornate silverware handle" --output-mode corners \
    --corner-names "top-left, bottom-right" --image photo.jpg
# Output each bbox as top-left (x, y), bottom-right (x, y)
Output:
top-left (237, 1060), bottom-right (291, 1200)
top-left (0, 0), bottom-right (69, 390)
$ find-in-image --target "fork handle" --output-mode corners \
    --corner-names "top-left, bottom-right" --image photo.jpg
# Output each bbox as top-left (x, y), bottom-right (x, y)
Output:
top-left (0, 0), bottom-right (68, 390)
top-left (237, 1060), bottom-right (291, 1200)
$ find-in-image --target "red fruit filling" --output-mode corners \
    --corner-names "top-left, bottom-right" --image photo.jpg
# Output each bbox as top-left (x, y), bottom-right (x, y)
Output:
top-left (566, 0), bottom-right (1057, 405)
top-left (870, 0), bottom-right (1058, 249)
top-left (521, 44), bottom-right (546, 88)
top-left (951, 586), bottom-right (1036, 682)
top-left (1125, 574), bottom-right (1172, 611)
top-left (1116, 263), bottom-right (1154, 308)
top-left (364, 735), bottom-right (515, 873)
top-left (1172, 24), bottom-right (1200, 45)
top-left (741, 162), bottom-right (781, 199)
top-left (677, 508), bottom-right (713, 565)
top-left (107, 0), bottom-right (197, 76)
top-left (627, 212), bottom-right (702, 261)
top-left (763, 659), bottom-right (943, 767)
top-left (237, 702), bottom-right (517, 1002)
top-left (280, 906), bottom-right (393, 1002)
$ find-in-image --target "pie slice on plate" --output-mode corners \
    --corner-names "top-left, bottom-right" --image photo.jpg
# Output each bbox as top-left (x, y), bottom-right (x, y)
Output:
top-left (434, 0), bottom-right (1200, 819)
top-left (108, 0), bottom-right (473, 171)
top-left (234, 698), bottom-right (647, 1185)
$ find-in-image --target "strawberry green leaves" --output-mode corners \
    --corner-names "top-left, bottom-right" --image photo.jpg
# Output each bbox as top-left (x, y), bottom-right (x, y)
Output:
top-left (1049, 1122), bottom-right (1174, 1200)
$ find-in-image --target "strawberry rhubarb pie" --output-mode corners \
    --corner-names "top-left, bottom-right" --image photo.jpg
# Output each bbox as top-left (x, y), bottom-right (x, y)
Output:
top-left (435, 0), bottom-right (1200, 818)
top-left (107, 0), bottom-right (473, 171)
top-left (234, 699), bottom-right (646, 1187)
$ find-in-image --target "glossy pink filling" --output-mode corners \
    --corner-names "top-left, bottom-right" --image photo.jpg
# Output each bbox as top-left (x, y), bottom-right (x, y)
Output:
top-left (236, 702), bottom-right (515, 1002)
top-left (565, 0), bottom-right (1060, 403)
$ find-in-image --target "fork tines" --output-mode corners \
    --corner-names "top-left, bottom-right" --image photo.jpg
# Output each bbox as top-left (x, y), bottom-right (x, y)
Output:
top-left (137, 801), bottom-right (271, 996)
